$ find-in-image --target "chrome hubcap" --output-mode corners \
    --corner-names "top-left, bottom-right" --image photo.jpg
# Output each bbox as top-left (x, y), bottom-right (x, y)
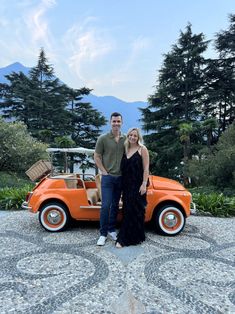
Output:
top-left (164, 212), bottom-right (177, 228)
top-left (47, 210), bottom-right (62, 225)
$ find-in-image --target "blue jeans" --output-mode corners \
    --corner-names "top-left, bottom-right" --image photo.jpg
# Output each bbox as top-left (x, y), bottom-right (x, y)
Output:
top-left (100, 175), bottom-right (122, 236)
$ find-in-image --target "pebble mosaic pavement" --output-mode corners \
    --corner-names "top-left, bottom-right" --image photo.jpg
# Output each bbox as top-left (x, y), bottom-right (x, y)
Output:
top-left (0, 211), bottom-right (234, 314)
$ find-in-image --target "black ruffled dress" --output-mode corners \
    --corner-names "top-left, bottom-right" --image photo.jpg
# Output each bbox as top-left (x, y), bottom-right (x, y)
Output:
top-left (117, 151), bottom-right (147, 246)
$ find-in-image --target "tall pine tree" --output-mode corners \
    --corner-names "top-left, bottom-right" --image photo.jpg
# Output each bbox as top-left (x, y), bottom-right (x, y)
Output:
top-left (141, 24), bottom-right (208, 178)
top-left (0, 48), bottom-right (106, 160)
top-left (0, 72), bottom-right (33, 124)
top-left (0, 49), bottom-right (71, 143)
top-left (67, 87), bottom-right (106, 172)
top-left (204, 14), bottom-right (235, 135)
top-left (28, 48), bottom-right (71, 142)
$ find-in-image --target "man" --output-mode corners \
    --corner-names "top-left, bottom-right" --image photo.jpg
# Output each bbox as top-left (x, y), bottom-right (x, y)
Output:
top-left (94, 112), bottom-right (126, 246)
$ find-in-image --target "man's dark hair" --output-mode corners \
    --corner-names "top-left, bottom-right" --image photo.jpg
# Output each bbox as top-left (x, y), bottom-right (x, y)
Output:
top-left (110, 112), bottom-right (122, 120)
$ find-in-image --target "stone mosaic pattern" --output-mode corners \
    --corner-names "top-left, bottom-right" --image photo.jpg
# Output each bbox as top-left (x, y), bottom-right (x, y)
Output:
top-left (0, 211), bottom-right (234, 314)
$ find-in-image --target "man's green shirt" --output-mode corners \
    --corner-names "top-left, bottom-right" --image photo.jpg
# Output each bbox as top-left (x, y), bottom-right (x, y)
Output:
top-left (95, 131), bottom-right (126, 176)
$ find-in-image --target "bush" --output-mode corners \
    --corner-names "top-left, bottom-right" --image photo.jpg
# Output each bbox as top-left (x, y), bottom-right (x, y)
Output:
top-left (0, 118), bottom-right (49, 173)
top-left (190, 185), bottom-right (235, 197)
top-left (190, 186), bottom-right (216, 195)
top-left (0, 185), bottom-right (32, 210)
top-left (0, 172), bottom-right (33, 189)
top-left (192, 192), bottom-right (235, 217)
top-left (188, 122), bottom-right (235, 189)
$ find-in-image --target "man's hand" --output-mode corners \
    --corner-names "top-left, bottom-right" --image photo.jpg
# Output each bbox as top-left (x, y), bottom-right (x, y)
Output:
top-left (101, 170), bottom-right (108, 176)
top-left (94, 152), bottom-right (108, 175)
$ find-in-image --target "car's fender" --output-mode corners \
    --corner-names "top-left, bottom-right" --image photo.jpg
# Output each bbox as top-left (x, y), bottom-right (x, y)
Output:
top-left (146, 190), bottom-right (191, 221)
top-left (29, 192), bottom-right (71, 213)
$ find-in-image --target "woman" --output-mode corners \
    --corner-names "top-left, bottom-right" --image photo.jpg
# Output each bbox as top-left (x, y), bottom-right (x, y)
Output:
top-left (116, 127), bottom-right (149, 248)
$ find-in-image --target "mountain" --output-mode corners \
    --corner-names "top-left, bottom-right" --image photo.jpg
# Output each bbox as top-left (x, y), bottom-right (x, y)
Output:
top-left (0, 62), bottom-right (147, 132)
top-left (0, 62), bottom-right (30, 83)
top-left (83, 94), bottom-right (147, 132)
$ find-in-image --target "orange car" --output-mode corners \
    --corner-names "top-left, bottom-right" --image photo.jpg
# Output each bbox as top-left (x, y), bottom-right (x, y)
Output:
top-left (22, 172), bottom-right (194, 236)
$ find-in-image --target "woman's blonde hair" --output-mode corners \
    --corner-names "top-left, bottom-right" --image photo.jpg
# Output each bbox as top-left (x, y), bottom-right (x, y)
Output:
top-left (124, 127), bottom-right (144, 153)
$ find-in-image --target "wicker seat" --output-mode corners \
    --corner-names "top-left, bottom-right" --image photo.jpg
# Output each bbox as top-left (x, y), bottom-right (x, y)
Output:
top-left (95, 174), bottom-right (102, 200)
top-left (86, 188), bottom-right (99, 205)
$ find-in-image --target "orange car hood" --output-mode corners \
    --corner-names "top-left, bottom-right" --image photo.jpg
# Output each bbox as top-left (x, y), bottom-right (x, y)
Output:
top-left (151, 176), bottom-right (186, 191)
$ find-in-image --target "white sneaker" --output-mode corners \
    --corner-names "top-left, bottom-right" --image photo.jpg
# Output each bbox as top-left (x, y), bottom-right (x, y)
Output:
top-left (97, 236), bottom-right (107, 246)
top-left (108, 231), bottom-right (117, 241)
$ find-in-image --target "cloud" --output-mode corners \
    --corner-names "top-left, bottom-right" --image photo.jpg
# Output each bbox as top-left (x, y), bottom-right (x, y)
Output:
top-left (59, 18), bottom-right (153, 98)
top-left (63, 19), bottom-right (115, 82)
top-left (0, 0), bottom-right (58, 67)
top-left (62, 16), bottom-right (152, 87)
top-left (0, 0), bottom-right (152, 100)
top-left (125, 36), bottom-right (152, 69)
top-left (131, 36), bottom-right (151, 55)
top-left (109, 36), bottom-right (152, 86)
top-left (23, 0), bottom-right (56, 46)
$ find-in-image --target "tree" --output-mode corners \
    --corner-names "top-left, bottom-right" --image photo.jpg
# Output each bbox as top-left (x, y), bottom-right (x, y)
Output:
top-left (70, 91), bottom-right (106, 148)
top-left (0, 72), bottom-right (33, 124)
top-left (0, 118), bottom-right (48, 173)
top-left (141, 24), bottom-right (208, 178)
top-left (203, 14), bottom-right (235, 136)
top-left (201, 118), bottom-right (218, 150)
top-left (67, 87), bottom-right (107, 172)
top-left (0, 49), bottom-right (106, 150)
top-left (188, 122), bottom-right (235, 190)
top-left (215, 14), bottom-right (235, 129)
top-left (0, 48), bottom-right (71, 143)
top-left (28, 48), bottom-right (71, 142)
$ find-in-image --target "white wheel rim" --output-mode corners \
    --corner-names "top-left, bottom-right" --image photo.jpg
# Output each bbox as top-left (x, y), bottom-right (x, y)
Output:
top-left (41, 205), bottom-right (67, 231)
top-left (159, 207), bottom-right (184, 235)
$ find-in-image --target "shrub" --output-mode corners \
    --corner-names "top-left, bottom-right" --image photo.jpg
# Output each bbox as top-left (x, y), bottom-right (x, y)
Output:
top-left (0, 172), bottom-right (33, 189)
top-left (190, 186), bottom-right (216, 195)
top-left (0, 118), bottom-right (49, 173)
top-left (192, 192), bottom-right (235, 217)
top-left (0, 185), bottom-right (32, 210)
top-left (188, 122), bottom-right (235, 189)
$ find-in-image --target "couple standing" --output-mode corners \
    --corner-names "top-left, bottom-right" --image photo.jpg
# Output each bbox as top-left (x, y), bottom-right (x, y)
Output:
top-left (94, 112), bottom-right (149, 248)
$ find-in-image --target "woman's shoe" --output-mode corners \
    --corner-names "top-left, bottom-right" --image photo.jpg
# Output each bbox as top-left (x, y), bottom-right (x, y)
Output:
top-left (115, 242), bottom-right (122, 248)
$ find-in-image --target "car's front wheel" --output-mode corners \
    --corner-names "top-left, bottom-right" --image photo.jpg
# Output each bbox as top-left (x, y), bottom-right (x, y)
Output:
top-left (39, 202), bottom-right (70, 232)
top-left (154, 205), bottom-right (185, 236)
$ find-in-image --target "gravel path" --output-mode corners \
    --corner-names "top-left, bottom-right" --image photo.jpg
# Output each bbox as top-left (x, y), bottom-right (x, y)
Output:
top-left (0, 210), bottom-right (234, 314)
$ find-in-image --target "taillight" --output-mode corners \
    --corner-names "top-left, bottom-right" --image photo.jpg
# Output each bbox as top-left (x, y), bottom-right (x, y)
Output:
top-left (26, 192), bottom-right (33, 202)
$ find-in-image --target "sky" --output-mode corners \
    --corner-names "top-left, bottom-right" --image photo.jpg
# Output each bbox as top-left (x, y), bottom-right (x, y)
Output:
top-left (0, 0), bottom-right (235, 102)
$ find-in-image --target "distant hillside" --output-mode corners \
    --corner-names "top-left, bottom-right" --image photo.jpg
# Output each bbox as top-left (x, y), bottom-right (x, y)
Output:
top-left (83, 94), bottom-right (147, 132)
top-left (0, 62), bottom-right (30, 83)
top-left (0, 62), bottom-right (148, 132)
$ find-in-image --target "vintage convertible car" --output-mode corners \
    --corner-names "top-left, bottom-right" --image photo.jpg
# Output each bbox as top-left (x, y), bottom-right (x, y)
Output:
top-left (22, 148), bottom-right (194, 236)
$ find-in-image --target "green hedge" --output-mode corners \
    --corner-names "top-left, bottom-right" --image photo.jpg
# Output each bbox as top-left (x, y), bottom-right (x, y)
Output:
top-left (0, 172), bottom-right (32, 189)
top-left (0, 185), bottom-right (33, 210)
top-left (0, 172), bottom-right (34, 210)
top-left (192, 192), bottom-right (235, 217)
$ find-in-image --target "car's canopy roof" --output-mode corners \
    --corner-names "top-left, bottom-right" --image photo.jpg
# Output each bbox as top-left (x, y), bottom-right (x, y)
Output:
top-left (46, 147), bottom-right (95, 156)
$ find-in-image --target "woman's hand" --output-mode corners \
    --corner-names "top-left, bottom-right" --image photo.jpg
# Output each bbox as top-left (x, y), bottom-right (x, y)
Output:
top-left (139, 182), bottom-right (147, 195)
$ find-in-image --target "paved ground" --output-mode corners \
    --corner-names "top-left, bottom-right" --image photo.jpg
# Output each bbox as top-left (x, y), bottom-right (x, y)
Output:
top-left (0, 210), bottom-right (234, 314)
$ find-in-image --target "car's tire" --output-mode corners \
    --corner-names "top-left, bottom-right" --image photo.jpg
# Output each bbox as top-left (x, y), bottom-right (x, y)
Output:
top-left (154, 205), bottom-right (185, 236)
top-left (39, 202), bottom-right (70, 232)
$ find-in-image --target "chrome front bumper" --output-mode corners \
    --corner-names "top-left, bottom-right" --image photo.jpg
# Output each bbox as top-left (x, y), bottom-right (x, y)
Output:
top-left (21, 201), bottom-right (32, 211)
top-left (190, 202), bottom-right (197, 215)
